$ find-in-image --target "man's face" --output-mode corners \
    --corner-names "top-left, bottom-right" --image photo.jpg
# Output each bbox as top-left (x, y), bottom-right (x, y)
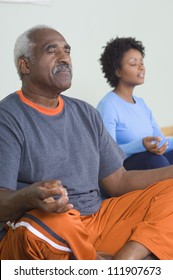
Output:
top-left (25, 28), bottom-right (72, 93)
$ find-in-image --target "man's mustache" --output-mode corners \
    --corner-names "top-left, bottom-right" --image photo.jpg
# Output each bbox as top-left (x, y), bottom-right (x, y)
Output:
top-left (52, 64), bottom-right (72, 74)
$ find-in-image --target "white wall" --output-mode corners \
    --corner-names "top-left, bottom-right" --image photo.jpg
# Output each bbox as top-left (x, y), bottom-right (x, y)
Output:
top-left (0, 0), bottom-right (173, 126)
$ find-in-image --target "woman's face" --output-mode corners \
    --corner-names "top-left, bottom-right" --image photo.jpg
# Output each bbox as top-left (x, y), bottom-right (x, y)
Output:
top-left (116, 48), bottom-right (145, 87)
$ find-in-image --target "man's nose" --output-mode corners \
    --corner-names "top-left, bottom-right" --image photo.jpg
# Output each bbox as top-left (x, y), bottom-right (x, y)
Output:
top-left (58, 51), bottom-right (71, 64)
top-left (139, 64), bottom-right (144, 69)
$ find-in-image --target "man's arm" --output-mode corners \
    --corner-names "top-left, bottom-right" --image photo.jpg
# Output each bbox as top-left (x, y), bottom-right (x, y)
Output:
top-left (0, 180), bottom-right (73, 223)
top-left (100, 165), bottom-right (173, 196)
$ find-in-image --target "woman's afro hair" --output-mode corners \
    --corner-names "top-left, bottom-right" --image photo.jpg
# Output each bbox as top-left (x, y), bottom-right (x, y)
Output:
top-left (99, 37), bottom-right (145, 87)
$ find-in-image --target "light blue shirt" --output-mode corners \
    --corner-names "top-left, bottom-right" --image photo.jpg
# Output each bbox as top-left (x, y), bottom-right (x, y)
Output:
top-left (97, 91), bottom-right (173, 157)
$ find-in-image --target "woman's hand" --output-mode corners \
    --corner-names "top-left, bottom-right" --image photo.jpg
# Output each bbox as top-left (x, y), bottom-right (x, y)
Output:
top-left (143, 136), bottom-right (168, 155)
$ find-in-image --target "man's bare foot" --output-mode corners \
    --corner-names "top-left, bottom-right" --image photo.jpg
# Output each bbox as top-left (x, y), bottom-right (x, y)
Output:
top-left (96, 242), bottom-right (158, 260)
top-left (112, 241), bottom-right (153, 260)
top-left (96, 251), bottom-right (113, 260)
top-left (144, 253), bottom-right (158, 260)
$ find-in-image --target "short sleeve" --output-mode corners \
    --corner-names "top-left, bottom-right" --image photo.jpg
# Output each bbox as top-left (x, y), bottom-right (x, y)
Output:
top-left (96, 112), bottom-right (125, 180)
top-left (0, 111), bottom-right (22, 189)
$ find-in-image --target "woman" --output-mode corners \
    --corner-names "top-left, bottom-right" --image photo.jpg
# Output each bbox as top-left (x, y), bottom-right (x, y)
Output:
top-left (97, 37), bottom-right (173, 170)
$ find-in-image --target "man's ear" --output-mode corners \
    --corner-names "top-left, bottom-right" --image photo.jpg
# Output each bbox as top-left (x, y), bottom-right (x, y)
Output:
top-left (18, 58), bottom-right (31, 75)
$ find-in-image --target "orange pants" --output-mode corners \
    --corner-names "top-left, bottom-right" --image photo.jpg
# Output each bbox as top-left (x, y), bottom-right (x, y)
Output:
top-left (1, 178), bottom-right (173, 260)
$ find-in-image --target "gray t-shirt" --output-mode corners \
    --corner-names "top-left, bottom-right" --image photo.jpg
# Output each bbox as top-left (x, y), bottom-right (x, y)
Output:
top-left (0, 91), bottom-right (125, 215)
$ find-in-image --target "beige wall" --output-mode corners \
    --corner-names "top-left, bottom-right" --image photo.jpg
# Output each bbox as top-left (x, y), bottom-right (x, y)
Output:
top-left (0, 0), bottom-right (173, 126)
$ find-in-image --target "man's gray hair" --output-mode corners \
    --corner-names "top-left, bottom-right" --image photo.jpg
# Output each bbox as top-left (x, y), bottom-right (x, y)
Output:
top-left (14, 25), bottom-right (53, 79)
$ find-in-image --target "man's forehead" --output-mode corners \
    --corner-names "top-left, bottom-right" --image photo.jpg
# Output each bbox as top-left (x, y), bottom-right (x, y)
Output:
top-left (31, 28), bottom-right (67, 45)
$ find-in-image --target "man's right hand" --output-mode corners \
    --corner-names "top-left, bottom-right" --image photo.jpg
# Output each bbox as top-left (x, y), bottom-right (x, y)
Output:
top-left (22, 180), bottom-right (73, 213)
top-left (0, 180), bottom-right (73, 223)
